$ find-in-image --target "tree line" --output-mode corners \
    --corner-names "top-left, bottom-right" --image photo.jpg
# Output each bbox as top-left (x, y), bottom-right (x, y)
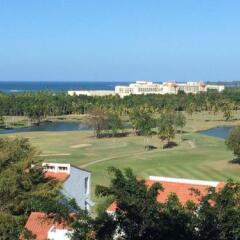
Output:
top-left (0, 88), bottom-right (239, 125)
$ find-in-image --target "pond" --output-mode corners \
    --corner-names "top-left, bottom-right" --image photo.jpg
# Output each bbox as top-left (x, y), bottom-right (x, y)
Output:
top-left (0, 121), bottom-right (91, 134)
top-left (199, 127), bottom-right (232, 139)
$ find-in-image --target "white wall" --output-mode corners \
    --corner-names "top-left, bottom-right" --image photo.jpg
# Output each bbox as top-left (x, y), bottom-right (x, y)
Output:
top-left (48, 227), bottom-right (72, 240)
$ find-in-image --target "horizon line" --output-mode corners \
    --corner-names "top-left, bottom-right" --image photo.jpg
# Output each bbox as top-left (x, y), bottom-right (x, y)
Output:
top-left (0, 80), bottom-right (239, 83)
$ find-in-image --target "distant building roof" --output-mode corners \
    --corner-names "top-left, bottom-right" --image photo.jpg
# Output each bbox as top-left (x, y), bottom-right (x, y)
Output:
top-left (106, 176), bottom-right (224, 213)
top-left (22, 212), bottom-right (69, 240)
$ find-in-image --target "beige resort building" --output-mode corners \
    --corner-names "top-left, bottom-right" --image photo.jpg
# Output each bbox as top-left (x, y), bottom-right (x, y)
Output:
top-left (68, 81), bottom-right (225, 98)
top-left (115, 81), bottom-right (225, 98)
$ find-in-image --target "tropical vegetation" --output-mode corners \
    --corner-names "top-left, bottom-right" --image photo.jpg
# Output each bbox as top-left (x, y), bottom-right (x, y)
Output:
top-left (0, 88), bottom-right (240, 127)
top-left (226, 126), bottom-right (240, 163)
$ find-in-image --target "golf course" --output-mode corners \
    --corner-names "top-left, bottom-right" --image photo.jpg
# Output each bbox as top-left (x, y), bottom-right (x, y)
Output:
top-left (1, 111), bottom-right (240, 205)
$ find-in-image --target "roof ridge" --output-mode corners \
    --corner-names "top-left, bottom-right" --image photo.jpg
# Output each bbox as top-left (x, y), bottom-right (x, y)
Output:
top-left (149, 176), bottom-right (220, 187)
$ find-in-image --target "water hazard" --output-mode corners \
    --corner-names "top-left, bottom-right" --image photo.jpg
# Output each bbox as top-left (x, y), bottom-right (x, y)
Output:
top-left (0, 121), bottom-right (91, 134)
top-left (199, 127), bottom-right (232, 139)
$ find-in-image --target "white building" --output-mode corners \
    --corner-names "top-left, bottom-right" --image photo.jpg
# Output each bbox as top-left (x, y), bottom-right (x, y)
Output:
top-left (68, 90), bottom-right (116, 97)
top-left (115, 81), bottom-right (225, 98)
top-left (115, 81), bottom-right (163, 97)
top-left (68, 81), bottom-right (225, 98)
top-left (42, 162), bottom-right (94, 212)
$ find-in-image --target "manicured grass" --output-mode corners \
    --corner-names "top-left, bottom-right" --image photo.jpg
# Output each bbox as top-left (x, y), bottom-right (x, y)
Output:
top-left (3, 129), bottom-right (240, 199)
top-left (1, 111), bottom-right (240, 204)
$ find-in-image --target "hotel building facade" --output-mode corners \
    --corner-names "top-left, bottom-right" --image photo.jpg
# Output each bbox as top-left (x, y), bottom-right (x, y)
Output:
top-left (115, 81), bottom-right (225, 98)
top-left (68, 81), bottom-right (225, 98)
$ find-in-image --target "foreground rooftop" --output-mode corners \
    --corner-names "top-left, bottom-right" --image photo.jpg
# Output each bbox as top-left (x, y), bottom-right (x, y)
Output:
top-left (22, 212), bottom-right (71, 240)
top-left (107, 176), bottom-right (224, 213)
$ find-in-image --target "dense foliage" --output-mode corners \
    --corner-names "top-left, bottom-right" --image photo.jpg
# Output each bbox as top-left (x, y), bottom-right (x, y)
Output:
top-left (0, 89), bottom-right (239, 123)
top-left (226, 126), bottom-right (240, 162)
top-left (86, 108), bottom-right (123, 138)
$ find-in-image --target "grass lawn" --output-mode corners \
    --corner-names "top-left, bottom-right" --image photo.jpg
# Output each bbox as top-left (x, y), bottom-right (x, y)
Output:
top-left (1, 111), bottom-right (240, 204)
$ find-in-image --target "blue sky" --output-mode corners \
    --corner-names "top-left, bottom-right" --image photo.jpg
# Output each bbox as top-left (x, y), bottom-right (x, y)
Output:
top-left (0, 0), bottom-right (240, 82)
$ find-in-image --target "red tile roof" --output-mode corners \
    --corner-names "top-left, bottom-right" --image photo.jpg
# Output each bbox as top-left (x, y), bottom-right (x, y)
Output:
top-left (146, 179), bottom-right (208, 204)
top-left (22, 212), bottom-right (68, 240)
top-left (106, 178), bottom-right (224, 213)
top-left (44, 172), bottom-right (69, 182)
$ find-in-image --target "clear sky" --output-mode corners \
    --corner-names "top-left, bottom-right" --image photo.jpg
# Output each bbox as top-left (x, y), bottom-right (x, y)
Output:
top-left (0, 0), bottom-right (240, 82)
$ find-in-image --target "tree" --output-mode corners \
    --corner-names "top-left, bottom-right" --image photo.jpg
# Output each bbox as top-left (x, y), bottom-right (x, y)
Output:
top-left (87, 107), bottom-right (109, 138)
top-left (226, 126), bottom-right (240, 162)
top-left (157, 112), bottom-right (175, 147)
top-left (0, 113), bottom-right (4, 127)
top-left (0, 106), bottom-right (5, 127)
top-left (130, 110), bottom-right (153, 134)
top-left (186, 102), bottom-right (195, 116)
top-left (129, 110), bottom-right (144, 135)
top-left (0, 138), bottom-right (60, 239)
top-left (107, 113), bottom-right (124, 137)
top-left (195, 181), bottom-right (240, 240)
top-left (21, 228), bottom-right (37, 240)
top-left (68, 209), bottom-right (95, 240)
top-left (221, 101), bottom-right (234, 121)
top-left (95, 167), bottom-right (195, 240)
top-left (0, 213), bottom-right (25, 240)
top-left (174, 112), bottom-right (186, 141)
top-left (129, 110), bottom-right (155, 149)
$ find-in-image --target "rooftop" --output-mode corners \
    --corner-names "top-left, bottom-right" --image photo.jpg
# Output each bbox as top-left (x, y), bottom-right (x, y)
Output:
top-left (44, 171), bottom-right (70, 182)
top-left (107, 176), bottom-right (224, 213)
top-left (22, 212), bottom-right (69, 240)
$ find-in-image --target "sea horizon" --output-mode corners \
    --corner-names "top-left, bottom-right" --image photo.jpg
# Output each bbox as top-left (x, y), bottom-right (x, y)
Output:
top-left (0, 81), bottom-right (131, 93)
top-left (0, 80), bottom-right (239, 93)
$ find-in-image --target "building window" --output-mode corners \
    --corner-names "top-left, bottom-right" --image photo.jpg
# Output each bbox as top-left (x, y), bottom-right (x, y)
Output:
top-left (84, 177), bottom-right (89, 194)
top-left (58, 166), bottom-right (68, 172)
top-left (46, 166), bottom-right (55, 170)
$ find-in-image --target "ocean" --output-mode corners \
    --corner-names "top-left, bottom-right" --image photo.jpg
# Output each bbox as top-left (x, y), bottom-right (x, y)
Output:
top-left (0, 81), bottom-right (238, 93)
top-left (0, 81), bottom-right (130, 93)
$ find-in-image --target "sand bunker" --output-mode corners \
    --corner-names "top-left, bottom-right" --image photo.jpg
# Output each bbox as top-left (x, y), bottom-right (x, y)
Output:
top-left (70, 144), bottom-right (91, 149)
